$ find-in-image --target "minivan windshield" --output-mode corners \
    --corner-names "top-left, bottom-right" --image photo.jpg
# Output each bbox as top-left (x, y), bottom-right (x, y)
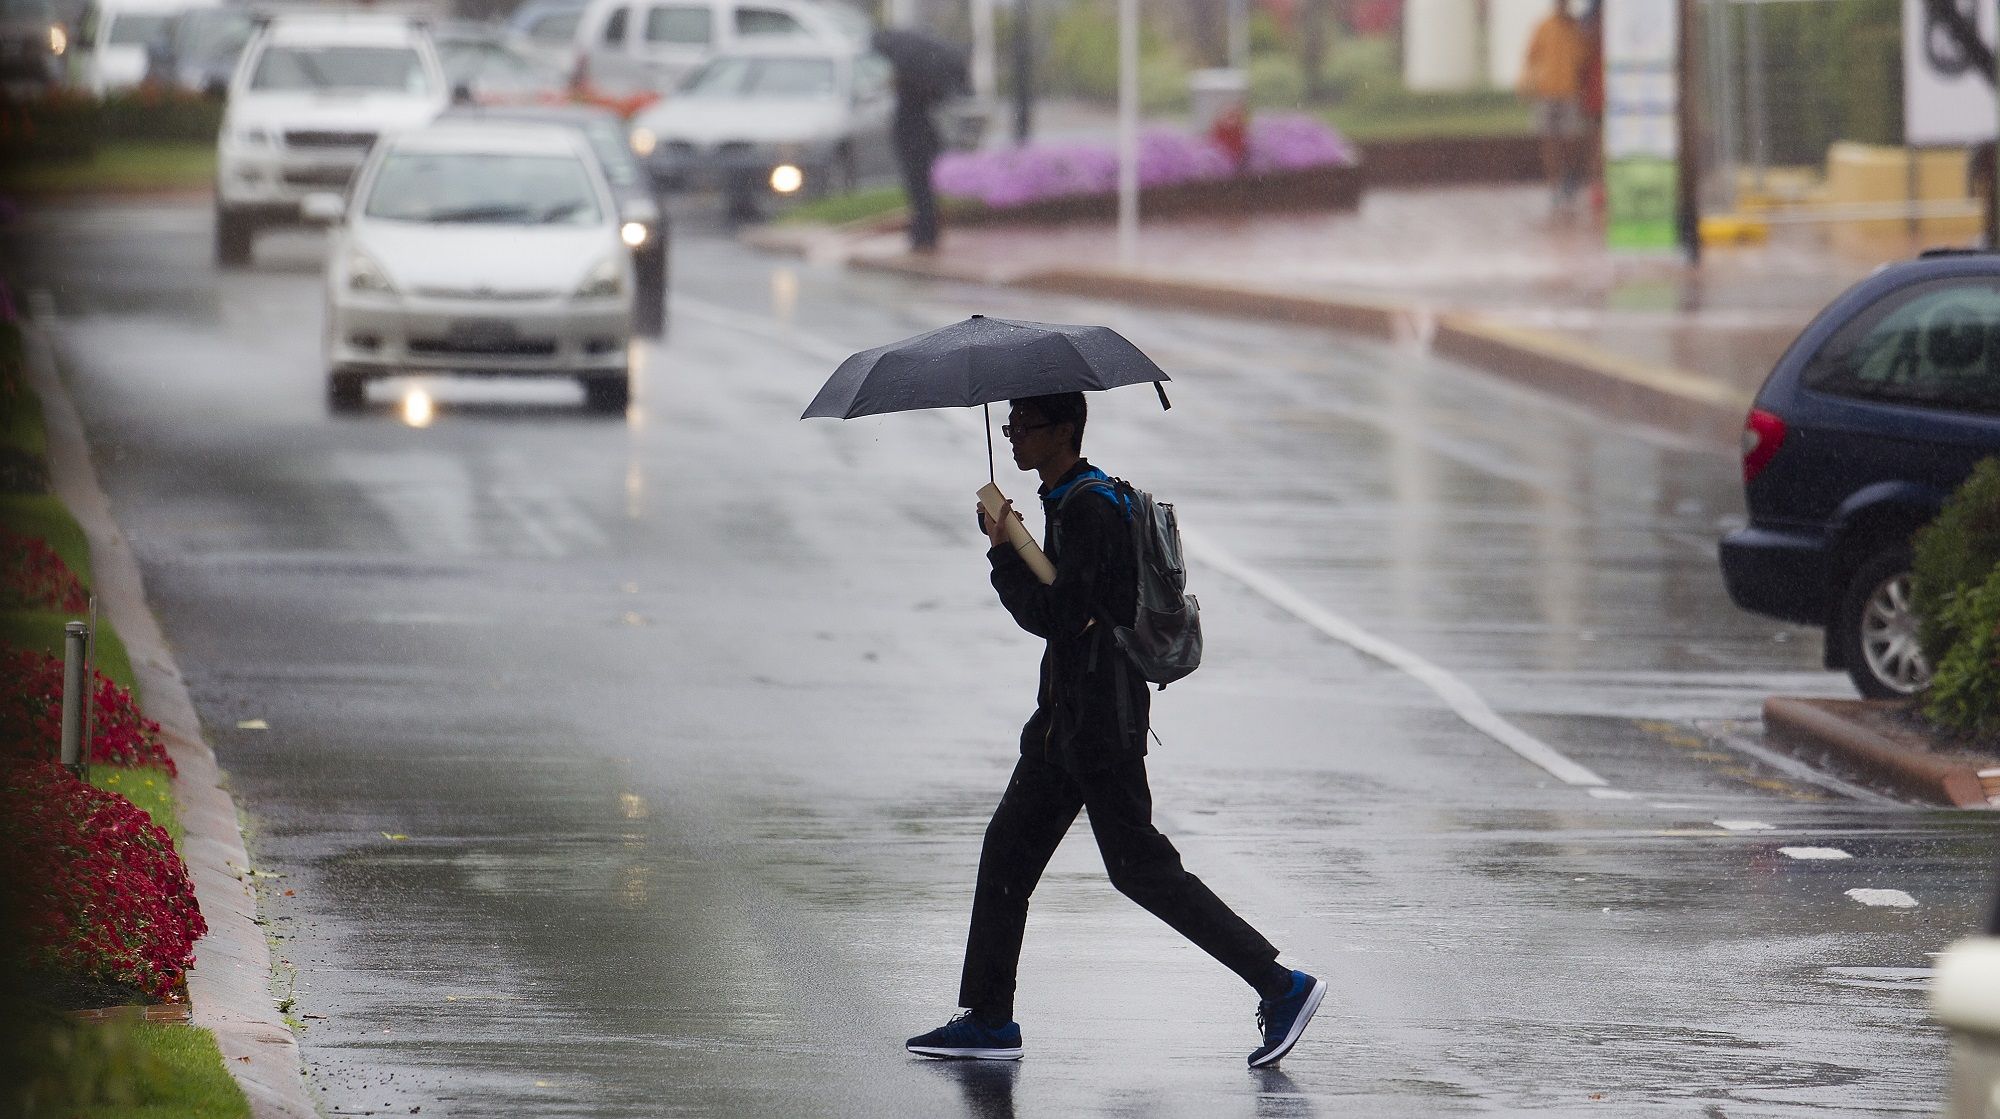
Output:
top-left (106, 12), bottom-right (170, 45)
top-left (363, 151), bottom-right (603, 225)
top-left (250, 44), bottom-right (432, 93)
top-left (679, 55), bottom-right (835, 98)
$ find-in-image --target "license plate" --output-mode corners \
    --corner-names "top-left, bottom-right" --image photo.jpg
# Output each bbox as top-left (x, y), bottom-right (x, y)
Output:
top-left (446, 319), bottom-right (517, 346)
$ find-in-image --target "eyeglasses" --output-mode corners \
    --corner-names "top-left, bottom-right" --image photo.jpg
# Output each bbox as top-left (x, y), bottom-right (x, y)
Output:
top-left (1002, 422), bottom-right (1052, 439)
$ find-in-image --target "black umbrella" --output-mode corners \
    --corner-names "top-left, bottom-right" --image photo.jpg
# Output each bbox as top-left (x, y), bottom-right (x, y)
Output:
top-left (802, 314), bottom-right (1171, 481)
top-left (870, 27), bottom-right (970, 108)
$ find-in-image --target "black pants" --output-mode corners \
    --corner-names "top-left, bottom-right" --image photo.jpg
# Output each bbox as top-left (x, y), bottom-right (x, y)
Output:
top-left (957, 753), bottom-right (1279, 1018)
top-left (894, 119), bottom-right (940, 250)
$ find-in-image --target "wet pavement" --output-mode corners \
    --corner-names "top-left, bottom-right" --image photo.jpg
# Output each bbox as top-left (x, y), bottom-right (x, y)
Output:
top-left (8, 198), bottom-right (1998, 1116)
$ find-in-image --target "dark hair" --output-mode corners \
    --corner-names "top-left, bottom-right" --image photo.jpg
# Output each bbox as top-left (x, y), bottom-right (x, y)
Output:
top-left (1011, 392), bottom-right (1087, 452)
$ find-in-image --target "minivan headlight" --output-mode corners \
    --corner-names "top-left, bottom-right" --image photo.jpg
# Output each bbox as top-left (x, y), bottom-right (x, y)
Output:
top-left (346, 249), bottom-right (396, 295)
top-left (629, 127), bottom-right (656, 158)
top-left (574, 257), bottom-right (623, 299)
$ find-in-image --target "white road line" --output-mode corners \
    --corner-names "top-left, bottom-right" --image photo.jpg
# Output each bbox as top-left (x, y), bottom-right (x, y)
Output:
top-left (1185, 528), bottom-right (1608, 788)
top-left (1780, 847), bottom-right (1853, 860)
top-left (680, 290), bottom-right (1611, 788)
top-left (1714, 819), bottom-right (1776, 831)
top-left (1847, 888), bottom-right (1919, 908)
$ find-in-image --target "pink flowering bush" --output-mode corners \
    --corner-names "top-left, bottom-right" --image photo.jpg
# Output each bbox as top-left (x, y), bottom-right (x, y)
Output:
top-left (1, 529), bottom-right (90, 612)
top-left (933, 113), bottom-right (1355, 208)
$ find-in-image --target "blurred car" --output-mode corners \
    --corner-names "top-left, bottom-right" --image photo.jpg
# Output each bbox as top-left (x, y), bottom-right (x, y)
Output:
top-left (503, 0), bottom-right (585, 71)
top-left (570, 0), bottom-right (866, 107)
top-left (214, 9), bottom-right (448, 266)
top-left (442, 101), bottom-right (668, 335)
top-left (142, 3), bottom-right (249, 95)
top-left (70, 0), bottom-right (215, 95)
top-left (1718, 250), bottom-right (2000, 698)
top-left (433, 19), bottom-right (566, 104)
top-left (309, 121), bottom-right (635, 412)
top-left (628, 40), bottom-right (892, 217)
top-left (0, 0), bottom-right (68, 93)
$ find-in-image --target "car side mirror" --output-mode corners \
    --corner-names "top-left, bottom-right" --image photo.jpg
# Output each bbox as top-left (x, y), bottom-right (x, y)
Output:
top-left (301, 192), bottom-right (346, 224)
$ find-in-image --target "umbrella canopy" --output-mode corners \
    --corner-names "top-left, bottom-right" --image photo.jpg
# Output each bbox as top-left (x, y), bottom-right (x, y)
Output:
top-left (802, 315), bottom-right (1170, 421)
top-left (869, 27), bottom-right (970, 108)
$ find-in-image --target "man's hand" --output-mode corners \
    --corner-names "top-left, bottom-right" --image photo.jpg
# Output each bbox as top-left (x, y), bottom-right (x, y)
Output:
top-left (980, 498), bottom-right (1015, 548)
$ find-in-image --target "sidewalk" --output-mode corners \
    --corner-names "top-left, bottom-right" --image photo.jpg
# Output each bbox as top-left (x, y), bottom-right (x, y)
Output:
top-left (750, 180), bottom-right (1955, 450)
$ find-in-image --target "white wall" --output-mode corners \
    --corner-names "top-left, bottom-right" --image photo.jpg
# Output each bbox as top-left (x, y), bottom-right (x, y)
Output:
top-left (1488, 0), bottom-right (1556, 92)
top-left (1403, 0), bottom-right (1482, 91)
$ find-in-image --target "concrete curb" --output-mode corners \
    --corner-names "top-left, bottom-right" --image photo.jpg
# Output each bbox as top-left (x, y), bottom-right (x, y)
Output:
top-left (1763, 696), bottom-right (2000, 809)
top-left (748, 223), bottom-right (1754, 451)
top-left (21, 326), bottom-right (317, 1118)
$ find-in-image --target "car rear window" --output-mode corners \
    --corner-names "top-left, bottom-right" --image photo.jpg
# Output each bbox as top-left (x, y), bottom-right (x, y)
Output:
top-left (644, 5), bottom-right (711, 44)
top-left (363, 150), bottom-right (603, 225)
top-left (1803, 277), bottom-right (2000, 415)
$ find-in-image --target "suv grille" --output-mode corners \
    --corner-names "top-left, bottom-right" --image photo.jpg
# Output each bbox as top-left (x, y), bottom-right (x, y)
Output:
top-left (285, 130), bottom-right (377, 150)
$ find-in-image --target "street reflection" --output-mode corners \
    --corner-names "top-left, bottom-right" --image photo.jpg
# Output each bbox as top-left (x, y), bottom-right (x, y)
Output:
top-left (771, 265), bottom-right (799, 325)
top-left (929, 1059), bottom-right (1017, 1119)
top-left (1251, 1067), bottom-right (1318, 1118)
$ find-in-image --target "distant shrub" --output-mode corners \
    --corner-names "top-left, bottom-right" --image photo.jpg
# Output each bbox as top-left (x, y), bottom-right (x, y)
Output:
top-left (1923, 564), bottom-right (2000, 737)
top-left (1912, 457), bottom-right (2000, 666)
top-left (0, 89), bottom-right (222, 163)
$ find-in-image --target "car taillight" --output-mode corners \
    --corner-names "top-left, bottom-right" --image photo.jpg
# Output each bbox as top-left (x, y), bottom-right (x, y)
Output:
top-left (1742, 408), bottom-right (1787, 483)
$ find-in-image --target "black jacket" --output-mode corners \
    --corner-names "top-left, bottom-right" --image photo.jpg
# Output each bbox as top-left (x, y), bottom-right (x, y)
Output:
top-left (988, 460), bottom-right (1150, 771)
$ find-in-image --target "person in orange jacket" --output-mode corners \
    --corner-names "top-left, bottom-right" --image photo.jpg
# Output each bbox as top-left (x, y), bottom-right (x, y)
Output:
top-left (1519, 0), bottom-right (1588, 210)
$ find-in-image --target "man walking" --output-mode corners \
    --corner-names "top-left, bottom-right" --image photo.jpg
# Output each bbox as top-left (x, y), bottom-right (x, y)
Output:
top-left (905, 392), bottom-right (1324, 1067)
top-left (872, 28), bottom-right (963, 253)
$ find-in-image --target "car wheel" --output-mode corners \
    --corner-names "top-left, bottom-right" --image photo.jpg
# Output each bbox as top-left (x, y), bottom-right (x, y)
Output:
top-left (327, 367), bottom-right (367, 411)
top-left (582, 371), bottom-right (630, 414)
top-left (215, 205), bottom-right (254, 268)
top-left (1835, 545), bottom-right (1933, 699)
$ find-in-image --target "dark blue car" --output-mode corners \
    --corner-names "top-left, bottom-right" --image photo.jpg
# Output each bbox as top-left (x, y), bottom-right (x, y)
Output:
top-left (1719, 250), bottom-right (2000, 698)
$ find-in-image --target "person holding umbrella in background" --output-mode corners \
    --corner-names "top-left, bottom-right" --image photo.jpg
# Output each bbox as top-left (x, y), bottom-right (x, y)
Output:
top-left (870, 27), bottom-right (968, 253)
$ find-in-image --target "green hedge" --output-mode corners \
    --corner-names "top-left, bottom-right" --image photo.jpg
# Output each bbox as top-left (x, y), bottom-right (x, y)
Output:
top-left (1914, 457), bottom-right (2000, 738)
top-left (0, 91), bottom-right (223, 163)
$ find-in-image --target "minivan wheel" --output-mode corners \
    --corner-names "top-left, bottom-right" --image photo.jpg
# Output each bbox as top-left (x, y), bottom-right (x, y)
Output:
top-left (327, 368), bottom-right (367, 411)
top-left (582, 371), bottom-right (630, 414)
top-left (215, 205), bottom-right (254, 267)
top-left (1835, 547), bottom-right (1933, 699)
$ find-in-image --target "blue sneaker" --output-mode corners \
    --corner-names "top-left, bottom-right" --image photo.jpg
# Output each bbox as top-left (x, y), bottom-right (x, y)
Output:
top-left (1247, 970), bottom-right (1325, 1068)
top-left (906, 1011), bottom-right (1024, 1060)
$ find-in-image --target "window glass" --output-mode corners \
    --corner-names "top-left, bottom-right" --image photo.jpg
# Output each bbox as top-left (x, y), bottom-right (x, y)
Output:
top-left (680, 54), bottom-right (832, 97)
top-left (734, 7), bottom-right (799, 36)
top-left (250, 45), bottom-right (431, 93)
top-left (364, 151), bottom-right (602, 225)
top-left (1804, 278), bottom-right (2000, 414)
top-left (106, 12), bottom-right (169, 45)
top-left (644, 5), bottom-right (711, 44)
top-left (581, 119), bottom-right (641, 186)
top-left (601, 6), bottom-right (628, 45)
top-left (0, 0), bottom-right (53, 18)
top-left (529, 9), bottom-right (581, 41)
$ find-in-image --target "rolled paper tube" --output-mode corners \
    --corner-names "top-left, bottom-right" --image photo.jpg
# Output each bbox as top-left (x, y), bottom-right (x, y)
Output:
top-left (977, 482), bottom-right (1056, 585)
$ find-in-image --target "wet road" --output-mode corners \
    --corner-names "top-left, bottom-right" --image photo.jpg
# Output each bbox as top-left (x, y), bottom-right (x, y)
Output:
top-left (12, 199), bottom-right (1998, 1116)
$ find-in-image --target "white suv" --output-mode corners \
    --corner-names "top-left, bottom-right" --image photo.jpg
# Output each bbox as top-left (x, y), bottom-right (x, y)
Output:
top-left (215, 11), bottom-right (448, 267)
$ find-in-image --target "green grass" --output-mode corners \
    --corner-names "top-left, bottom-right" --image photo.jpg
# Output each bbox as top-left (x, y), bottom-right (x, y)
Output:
top-left (2, 381), bottom-right (45, 460)
top-left (9, 1015), bottom-right (251, 1119)
top-left (777, 185), bottom-right (909, 226)
top-left (0, 611), bottom-right (136, 694)
top-left (0, 141), bottom-right (216, 196)
top-left (1, 492), bottom-right (94, 586)
top-left (1325, 99), bottom-right (1535, 142)
top-left (90, 764), bottom-right (182, 847)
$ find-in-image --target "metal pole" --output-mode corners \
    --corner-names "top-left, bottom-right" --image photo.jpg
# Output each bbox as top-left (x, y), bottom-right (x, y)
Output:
top-left (1011, 0), bottom-right (1032, 143)
top-left (1743, 0), bottom-right (1767, 190)
top-left (60, 621), bottom-right (86, 774)
top-left (971, 0), bottom-right (996, 100)
top-left (1116, 0), bottom-right (1137, 264)
top-left (1227, 0), bottom-right (1248, 72)
top-left (1702, 0), bottom-right (1738, 214)
top-left (1678, 0), bottom-right (1700, 264)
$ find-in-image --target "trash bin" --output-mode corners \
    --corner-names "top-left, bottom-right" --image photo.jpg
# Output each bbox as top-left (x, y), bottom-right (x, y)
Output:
top-left (1189, 68), bottom-right (1248, 137)
top-left (1934, 936), bottom-right (2000, 1118)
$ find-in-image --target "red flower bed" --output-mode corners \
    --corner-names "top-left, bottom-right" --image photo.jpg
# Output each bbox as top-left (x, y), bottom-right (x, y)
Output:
top-left (0, 529), bottom-right (89, 612)
top-left (0, 647), bottom-right (174, 775)
top-left (0, 760), bottom-right (207, 1001)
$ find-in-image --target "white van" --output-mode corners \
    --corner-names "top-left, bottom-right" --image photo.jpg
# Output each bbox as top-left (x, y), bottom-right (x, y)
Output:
top-left (70, 0), bottom-right (218, 96)
top-left (569, 0), bottom-right (865, 97)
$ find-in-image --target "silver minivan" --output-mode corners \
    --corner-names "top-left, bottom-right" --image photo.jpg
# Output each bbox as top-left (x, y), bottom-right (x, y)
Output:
top-left (569, 0), bottom-right (865, 97)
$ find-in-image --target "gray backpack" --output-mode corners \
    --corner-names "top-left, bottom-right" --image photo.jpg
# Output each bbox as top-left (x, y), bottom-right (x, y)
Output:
top-left (1062, 477), bottom-right (1203, 688)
